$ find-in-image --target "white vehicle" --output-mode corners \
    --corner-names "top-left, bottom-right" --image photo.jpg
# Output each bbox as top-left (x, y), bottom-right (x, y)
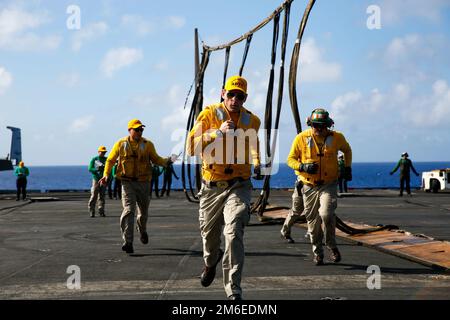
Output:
top-left (422, 169), bottom-right (450, 193)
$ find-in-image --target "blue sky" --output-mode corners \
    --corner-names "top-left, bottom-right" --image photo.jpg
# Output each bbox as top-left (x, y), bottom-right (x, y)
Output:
top-left (1, 0), bottom-right (449, 165)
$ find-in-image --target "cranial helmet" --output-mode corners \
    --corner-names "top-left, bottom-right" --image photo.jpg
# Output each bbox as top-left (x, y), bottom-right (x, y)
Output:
top-left (307, 108), bottom-right (334, 128)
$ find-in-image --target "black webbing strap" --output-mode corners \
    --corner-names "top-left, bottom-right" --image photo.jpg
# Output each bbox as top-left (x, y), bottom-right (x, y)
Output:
top-left (270, 1), bottom-right (290, 159)
top-left (289, 0), bottom-right (316, 134)
top-left (239, 34), bottom-right (253, 76)
top-left (253, 4), bottom-right (291, 217)
top-left (263, 13), bottom-right (280, 159)
top-left (221, 46), bottom-right (231, 102)
top-left (182, 48), bottom-right (211, 203)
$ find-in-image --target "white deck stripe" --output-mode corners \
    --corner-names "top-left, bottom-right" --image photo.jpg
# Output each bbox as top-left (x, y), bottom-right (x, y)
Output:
top-left (2, 274), bottom-right (449, 299)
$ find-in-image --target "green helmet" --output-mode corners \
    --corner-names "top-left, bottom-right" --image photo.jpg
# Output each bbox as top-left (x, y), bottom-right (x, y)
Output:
top-left (307, 108), bottom-right (334, 127)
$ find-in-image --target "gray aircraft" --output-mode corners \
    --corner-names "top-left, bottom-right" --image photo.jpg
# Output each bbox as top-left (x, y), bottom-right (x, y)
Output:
top-left (0, 127), bottom-right (22, 171)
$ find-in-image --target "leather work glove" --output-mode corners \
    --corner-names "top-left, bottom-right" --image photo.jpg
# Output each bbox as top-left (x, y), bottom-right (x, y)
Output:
top-left (345, 167), bottom-right (352, 181)
top-left (299, 162), bottom-right (319, 174)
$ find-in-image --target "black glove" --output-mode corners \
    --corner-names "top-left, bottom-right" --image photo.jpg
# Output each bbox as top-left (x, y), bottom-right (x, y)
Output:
top-left (415, 173), bottom-right (419, 177)
top-left (299, 162), bottom-right (319, 174)
top-left (345, 167), bottom-right (352, 181)
top-left (253, 166), bottom-right (264, 180)
top-left (295, 180), bottom-right (303, 194)
top-left (389, 172), bottom-right (394, 175)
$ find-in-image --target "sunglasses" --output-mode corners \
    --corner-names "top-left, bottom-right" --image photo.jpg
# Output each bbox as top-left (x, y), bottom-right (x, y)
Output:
top-left (133, 127), bottom-right (144, 132)
top-left (226, 91), bottom-right (246, 101)
top-left (312, 123), bottom-right (326, 129)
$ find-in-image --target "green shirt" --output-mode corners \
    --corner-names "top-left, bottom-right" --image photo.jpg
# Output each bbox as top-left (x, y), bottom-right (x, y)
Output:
top-left (14, 166), bottom-right (29, 178)
top-left (391, 158), bottom-right (418, 177)
top-left (88, 156), bottom-right (107, 181)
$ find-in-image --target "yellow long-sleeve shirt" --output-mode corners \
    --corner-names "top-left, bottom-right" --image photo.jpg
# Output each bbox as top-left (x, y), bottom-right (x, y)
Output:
top-left (287, 128), bottom-right (352, 186)
top-left (104, 136), bottom-right (169, 182)
top-left (187, 103), bottom-right (261, 181)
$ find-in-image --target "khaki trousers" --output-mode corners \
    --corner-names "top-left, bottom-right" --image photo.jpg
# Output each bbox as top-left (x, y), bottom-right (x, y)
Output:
top-left (302, 182), bottom-right (338, 257)
top-left (281, 177), bottom-right (304, 237)
top-left (88, 179), bottom-right (106, 215)
top-left (198, 179), bottom-right (252, 298)
top-left (120, 180), bottom-right (151, 244)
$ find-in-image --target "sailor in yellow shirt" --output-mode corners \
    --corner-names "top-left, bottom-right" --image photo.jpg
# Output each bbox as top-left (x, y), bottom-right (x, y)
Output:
top-left (187, 75), bottom-right (261, 300)
top-left (100, 119), bottom-right (171, 254)
top-left (287, 108), bottom-right (352, 266)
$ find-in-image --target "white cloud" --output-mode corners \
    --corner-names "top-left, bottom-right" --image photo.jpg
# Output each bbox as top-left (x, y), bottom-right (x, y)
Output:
top-left (6, 33), bottom-right (60, 51)
top-left (331, 91), bottom-right (362, 118)
top-left (380, 0), bottom-right (450, 25)
top-left (166, 16), bottom-right (186, 29)
top-left (121, 14), bottom-right (154, 36)
top-left (60, 72), bottom-right (80, 88)
top-left (330, 80), bottom-right (450, 129)
top-left (0, 7), bottom-right (46, 35)
top-left (72, 22), bottom-right (108, 51)
top-left (384, 34), bottom-right (436, 64)
top-left (385, 34), bottom-right (419, 59)
top-left (68, 115), bottom-right (95, 133)
top-left (161, 106), bottom-right (190, 131)
top-left (0, 67), bottom-right (13, 95)
top-left (160, 85), bottom-right (193, 131)
top-left (299, 38), bottom-right (342, 82)
top-left (393, 83), bottom-right (411, 102)
top-left (379, 34), bottom-right (449, 80)
top-left (100, 47), bottom-right (143, 77)
top-left (0, 6), bottom-right (61, 51)
top-left (409, 80), bottom-right (450, 126)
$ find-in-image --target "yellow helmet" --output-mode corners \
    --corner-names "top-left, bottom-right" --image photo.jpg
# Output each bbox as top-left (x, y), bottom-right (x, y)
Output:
top-left (98, 146), bottom-right (107, 152)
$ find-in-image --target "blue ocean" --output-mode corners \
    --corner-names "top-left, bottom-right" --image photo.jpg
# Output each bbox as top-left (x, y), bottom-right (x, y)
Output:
top-left (0, 162), bottom-right (448, 192)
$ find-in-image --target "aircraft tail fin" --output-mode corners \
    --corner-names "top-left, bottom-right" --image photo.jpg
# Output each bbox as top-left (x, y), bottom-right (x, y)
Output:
top-left (6, 126), bottom-right (22, 166)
